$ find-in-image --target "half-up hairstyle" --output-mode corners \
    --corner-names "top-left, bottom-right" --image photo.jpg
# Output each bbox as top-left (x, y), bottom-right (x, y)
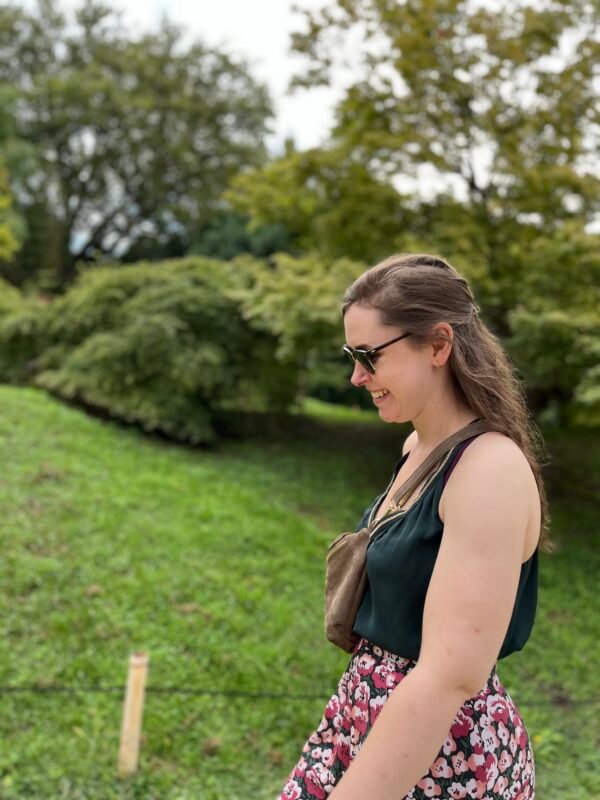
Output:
top-left (342, 252), bottom-right (553, 553)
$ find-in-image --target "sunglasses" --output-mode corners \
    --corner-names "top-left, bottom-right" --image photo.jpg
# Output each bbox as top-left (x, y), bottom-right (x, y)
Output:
top-left (342, 331), bottom-right (413, 374)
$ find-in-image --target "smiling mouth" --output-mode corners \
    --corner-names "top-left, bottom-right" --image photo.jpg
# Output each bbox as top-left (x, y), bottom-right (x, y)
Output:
top-left (371, 390), bottom-right (389, 400)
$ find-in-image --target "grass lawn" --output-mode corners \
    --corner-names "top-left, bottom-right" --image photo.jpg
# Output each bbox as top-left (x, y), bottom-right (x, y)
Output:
top-left (0, 386), bottom-right (598, 799)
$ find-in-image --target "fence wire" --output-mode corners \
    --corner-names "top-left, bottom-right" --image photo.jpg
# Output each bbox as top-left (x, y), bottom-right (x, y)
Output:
top-left (0, 684), bottom-right (591, 706)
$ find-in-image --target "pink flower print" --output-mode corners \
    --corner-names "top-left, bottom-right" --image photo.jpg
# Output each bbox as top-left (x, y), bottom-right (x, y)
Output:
top-left (442, 736), bottom-right (458, 756)
top-left (293, 758), bottom-right (307, 779)
top-left (308, 731), bottom-right (322, 745)
top-left (464, 777), bottom-right (480, 798)
top-left (372, 645), bottom-right (383, 656)
top-left (487, 694), bottom-right (509, 724)
top-left (350, 723), bottom-right (362, 747)
top-left (515, 748), bottom-right (525, 769)
top-left (357, 653), bottom-right (376, 676)
top-left (339, 708), bottom-right (352, 733)
top-left (432, 756), bottom-right (454, 779)
top-left (494, 775), bottom-right (509, 794)
top-left (466, 745), bottom-right (485, 776)
top-left (498, 749), bottom-right (513, 773)
top-left (305, 768), bottom-right (326, 799)
top-left (469, 729), bottom-right (482, 748)
top-left (352, 706), bottom-right (369, 737)
top-left (481, 723), bottom-right (500, 753)
top-left (511, 761), bottom-right (522, 782)
top-left (312, 762), bottom-right (333, 787)
top-left (473, 697), bottom-right (485, 712)
top-left (451, 709), bottom-right (474, 738)
top-left (478, 712), bottom-right (491, 729)
top-left (282, 779), bottom-right (302, 800)
top-left (354, 680), bottom-right (371, 710)
top-left (369, 693), bottom-right (386, 726)
top-left (517, 726), bottom-right (529, 750)
top-left (485, 753), bottom-right (499, 790)
top-left (447, 783), bottom-right (468, 799)
top-left (416, 777), bottom-right (443, 797)
top-left (310, 747), bottom-right (323, 761)
top-left (451, 750), bottom-right (469, 775)
top-left (497, 720), bottom-right (510, 746)
top-left (334, 734), bottom-right (351, 768)
top-left (324, 695), bottom-right (340, 720)
top-left (320, 728), bottom-right (334, 744)
top-left (318, 715), bottom-right (331, 733)
top-left (321, 747), bottom-right (336, 768)
top-left (508, 735), bottom-right (517, 756)
top-left (475, 760), bottom-right (487, 783)
top-left (372, 663), bottom-right (397, 690)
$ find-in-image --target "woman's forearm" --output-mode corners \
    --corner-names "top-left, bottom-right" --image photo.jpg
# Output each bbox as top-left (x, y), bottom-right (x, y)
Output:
top-left (329, 665), bottom-right (471, 800)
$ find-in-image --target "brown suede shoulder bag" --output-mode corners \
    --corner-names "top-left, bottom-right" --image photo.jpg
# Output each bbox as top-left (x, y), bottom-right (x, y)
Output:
top-left (324, 419), bottom-right (496, 652)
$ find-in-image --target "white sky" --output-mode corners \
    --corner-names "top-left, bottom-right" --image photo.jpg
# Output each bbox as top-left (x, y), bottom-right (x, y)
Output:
top-left (155, 0), bottom-right (339, 154)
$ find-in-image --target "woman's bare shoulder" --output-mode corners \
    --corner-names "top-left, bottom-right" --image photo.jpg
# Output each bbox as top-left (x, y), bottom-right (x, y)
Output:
top-left (439, 432), bottom-right (538, 520)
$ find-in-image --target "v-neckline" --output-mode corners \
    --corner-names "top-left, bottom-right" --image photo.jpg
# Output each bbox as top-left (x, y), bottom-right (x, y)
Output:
top-left (369, 449), bottom-right (446, 526)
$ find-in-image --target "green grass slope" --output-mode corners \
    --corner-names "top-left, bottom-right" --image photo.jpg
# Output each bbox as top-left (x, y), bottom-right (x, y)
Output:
top-left (0, 386), bottom-right (597, 799)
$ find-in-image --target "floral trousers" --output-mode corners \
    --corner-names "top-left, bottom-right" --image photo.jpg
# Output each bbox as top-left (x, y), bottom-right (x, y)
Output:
top-left (278, 637), bottom-right (535, 799)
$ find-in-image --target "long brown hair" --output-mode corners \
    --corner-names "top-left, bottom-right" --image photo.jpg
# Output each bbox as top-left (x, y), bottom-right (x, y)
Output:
top-left (342, 252), bottom-right (554, 553)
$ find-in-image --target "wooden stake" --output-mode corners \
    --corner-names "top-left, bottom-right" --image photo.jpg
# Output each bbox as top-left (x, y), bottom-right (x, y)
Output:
top-left (117, 652), bottom-right (149, 778)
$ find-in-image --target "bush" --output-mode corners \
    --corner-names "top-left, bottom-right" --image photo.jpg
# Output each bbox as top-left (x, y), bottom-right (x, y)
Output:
top-left (0, 258), bottom-right (300, 444)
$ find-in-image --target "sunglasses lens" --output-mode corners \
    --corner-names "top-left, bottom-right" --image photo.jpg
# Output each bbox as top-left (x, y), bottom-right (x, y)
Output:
top-left (343, 346), bottom-right (374, 373)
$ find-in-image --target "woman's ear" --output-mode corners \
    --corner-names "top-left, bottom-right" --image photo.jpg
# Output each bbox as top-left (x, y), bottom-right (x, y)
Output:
top-left (430, 322), bottom-right (454, 367)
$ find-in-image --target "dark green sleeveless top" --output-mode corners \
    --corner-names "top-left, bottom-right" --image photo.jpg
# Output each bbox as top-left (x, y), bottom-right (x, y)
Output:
top-left (352, 433), bottom-right (539, 661)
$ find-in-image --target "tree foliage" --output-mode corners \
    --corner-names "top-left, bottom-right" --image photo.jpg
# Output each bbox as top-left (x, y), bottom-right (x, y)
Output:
top-left (236, 0), bottom-right (599, 319)
top-left (0, 160), bottom-right (20, 262)
top-left (290, 0), bottom-right (599, 228)
top-left (0, 0), bottom-right (273, 286)
top-left (227, 147), bottom-right (411, 263)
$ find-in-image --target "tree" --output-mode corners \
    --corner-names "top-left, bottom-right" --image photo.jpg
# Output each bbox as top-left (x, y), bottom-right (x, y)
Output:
top-left (0, 160), bottom-right (21, 263)
top-left (279, 0), bottom-right (598, 330)
top-left (0, 86), bottom-right (28, 273)
top-left (227, 146), bottom-right (414, 264)
top-left (289, 0), bottom-right (599, 224)
top-left (0, 0), bottom-right (273, 287)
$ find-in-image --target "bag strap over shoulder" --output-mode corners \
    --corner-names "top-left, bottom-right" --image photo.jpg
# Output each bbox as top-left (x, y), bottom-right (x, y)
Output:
top-left (384, 418), bottom-right (497, 517)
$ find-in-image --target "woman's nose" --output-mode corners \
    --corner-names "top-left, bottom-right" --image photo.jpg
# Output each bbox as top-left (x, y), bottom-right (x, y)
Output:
top-left (350, 361), bottom-right (371, 387)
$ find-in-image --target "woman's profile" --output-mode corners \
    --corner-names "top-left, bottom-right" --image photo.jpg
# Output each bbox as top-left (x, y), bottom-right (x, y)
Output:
top-left (278, 253), bottom-right (551, 800)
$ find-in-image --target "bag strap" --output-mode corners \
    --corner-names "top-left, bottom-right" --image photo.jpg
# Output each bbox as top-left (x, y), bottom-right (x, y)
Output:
top-left (375, 419), bottom-right (497, 522)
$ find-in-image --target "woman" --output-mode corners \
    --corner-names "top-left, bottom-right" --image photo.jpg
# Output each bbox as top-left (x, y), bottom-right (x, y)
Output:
top-left (278, 254), bottom-right (552, 800)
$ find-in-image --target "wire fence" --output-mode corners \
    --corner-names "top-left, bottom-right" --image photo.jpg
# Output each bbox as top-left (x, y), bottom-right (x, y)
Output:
top-left (0, 683), bottom-right (591, 706)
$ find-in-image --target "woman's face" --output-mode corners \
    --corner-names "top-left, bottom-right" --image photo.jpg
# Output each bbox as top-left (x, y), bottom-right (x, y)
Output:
top-left (343, 303), bottom-right (441, 424)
